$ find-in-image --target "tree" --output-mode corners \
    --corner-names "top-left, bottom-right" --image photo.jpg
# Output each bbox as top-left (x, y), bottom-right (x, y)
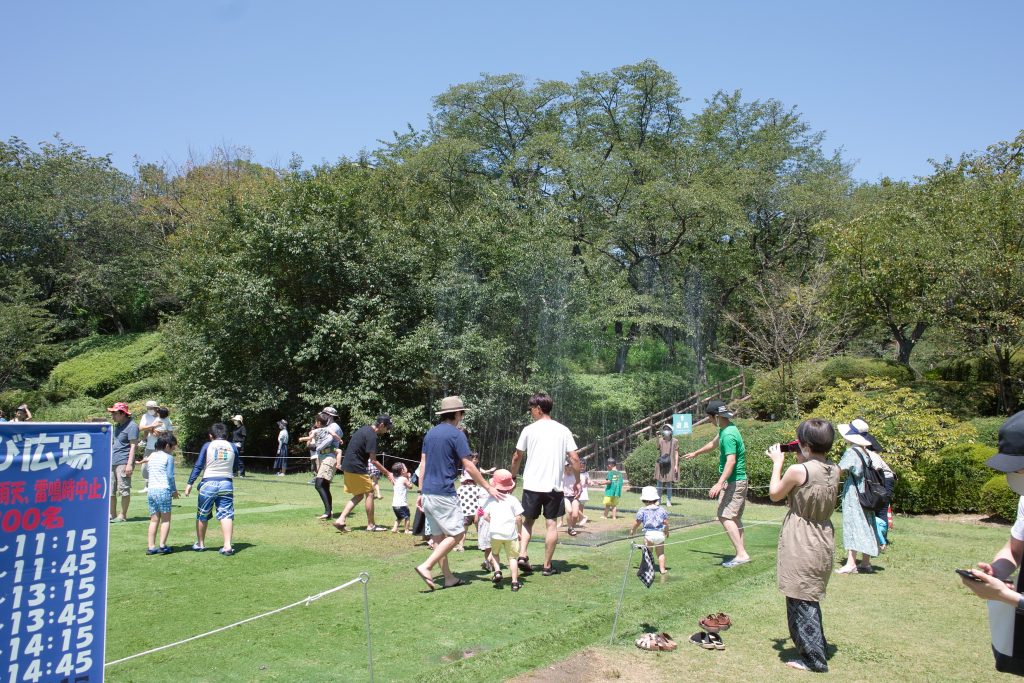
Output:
top-left (928, 131), bottom-right (1024, 413)
top-left (819, 181), bottom-right (938, 369)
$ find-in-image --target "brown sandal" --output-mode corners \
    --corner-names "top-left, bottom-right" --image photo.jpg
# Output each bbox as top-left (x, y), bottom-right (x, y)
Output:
top-left (657, 632), bottom-right (678, 651)
top-left (714, 612), bottom-right (732, 631)
top-left (699, 614), bottom-right (723, 633)
top-left (635, 633), bottom-right (661, 651)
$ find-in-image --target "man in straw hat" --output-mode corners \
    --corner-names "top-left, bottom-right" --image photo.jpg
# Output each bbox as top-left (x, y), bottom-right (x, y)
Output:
top-left (509, 391), bottom-right (582, 576)
top-left (415, 396), bottom-right (504, 590)
top-left (684, 399), bottom-right (750, 567)
top-left (230, 414), bottom-right (247, 477)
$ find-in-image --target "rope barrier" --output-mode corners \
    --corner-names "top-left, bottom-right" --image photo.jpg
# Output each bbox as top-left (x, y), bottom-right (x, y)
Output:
top-left (105, 572), bottom-right (374, 681)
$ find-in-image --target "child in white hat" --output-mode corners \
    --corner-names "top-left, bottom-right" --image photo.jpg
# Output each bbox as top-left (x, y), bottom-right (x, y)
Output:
top-left (631, 485), bottom-right (670, 574)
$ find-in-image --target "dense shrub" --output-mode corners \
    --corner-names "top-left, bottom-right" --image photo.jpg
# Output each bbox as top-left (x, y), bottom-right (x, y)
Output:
top-left (911, 380), bottom-right (998, 419)
top-left (819, 356), bottom-right (913, 385)
top-left (750, 356), bottom-right (913, 419)
top-left (815, 378), bottom-right (975, 512)
top-left (749, 363), bottom-right (826, 418)
top-left (980, 475), bottom-right (1020, 521)
top-left (915, 444), bottom-right (996, 513)
top-left (32, 397), bottom-right (107, 423)
top-left (969, 417), bottom-right (1005, 448)
top-left (623, 440), bottom-right (659, 489)
top-left (48, 333), bottom-right (166, 398)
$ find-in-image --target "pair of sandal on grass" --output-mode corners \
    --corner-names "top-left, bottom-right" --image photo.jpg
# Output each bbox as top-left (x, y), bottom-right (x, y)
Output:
top-left (688, 612), bottom-right (732, 651)
top-left (635, 632), bottom-right (677, 651)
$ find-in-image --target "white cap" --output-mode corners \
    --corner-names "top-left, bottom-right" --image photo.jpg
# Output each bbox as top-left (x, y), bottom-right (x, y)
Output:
top-left (231, 414), bottom-right (243, 423)
top-left (640, 486), bottom-right (659, 502)
top-left (145, 400), bottom-right (159, 409)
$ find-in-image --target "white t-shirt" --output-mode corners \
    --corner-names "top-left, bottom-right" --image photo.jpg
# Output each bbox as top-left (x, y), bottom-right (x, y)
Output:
top-left (482, 494), bottom-right (524, 541)
top-left (140, 412), bottom-right (158, 450)
top-left (516, 418), bottom-right (578, 493)
top-left (1011, 497), bottom-right (1024, 541)
top-left (392, 476), bottom-right (411, 508)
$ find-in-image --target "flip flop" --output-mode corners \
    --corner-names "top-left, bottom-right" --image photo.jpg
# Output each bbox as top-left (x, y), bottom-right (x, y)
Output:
top-left (721, 558), bottom-right (751, 568)
top-left (708, 633), bottom-right (725, 650)
top-left (689, 632), bottom-right (709, 647)
top-left (414, 567), bottom-right (438, 591)
top-left (442, 578), bottom-right (467, 589)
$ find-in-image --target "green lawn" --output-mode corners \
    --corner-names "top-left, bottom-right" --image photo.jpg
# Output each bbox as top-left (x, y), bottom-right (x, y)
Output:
top-left (104, 474), bottom-right (1007, 682)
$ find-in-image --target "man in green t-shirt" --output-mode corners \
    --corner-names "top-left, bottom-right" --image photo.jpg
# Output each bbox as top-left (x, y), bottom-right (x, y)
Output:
top-left (683, 400), bottom-right (750, 567)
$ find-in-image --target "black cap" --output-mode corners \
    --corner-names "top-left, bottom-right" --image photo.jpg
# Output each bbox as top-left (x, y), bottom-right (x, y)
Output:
top-left (705, 400), bottom-right (734, 418)
top-left (375, 414), bottom-right (394, 429)
top-left (985, 411), bottom-right (1024, 472)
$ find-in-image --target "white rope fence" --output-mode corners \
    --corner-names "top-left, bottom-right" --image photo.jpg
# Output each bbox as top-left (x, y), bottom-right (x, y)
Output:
top-left (106, 572), bottom-right (375, 680)
top-left (609, 516), bottom-right (785, 643)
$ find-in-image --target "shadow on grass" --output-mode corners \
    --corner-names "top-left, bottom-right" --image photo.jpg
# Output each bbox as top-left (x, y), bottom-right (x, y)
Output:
top-left (772, 637), bottom-right (838, 665)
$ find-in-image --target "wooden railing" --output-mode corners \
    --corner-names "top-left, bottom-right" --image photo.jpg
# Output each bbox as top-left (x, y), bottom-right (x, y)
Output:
top-left (577, 372), bottom-right (748, 466)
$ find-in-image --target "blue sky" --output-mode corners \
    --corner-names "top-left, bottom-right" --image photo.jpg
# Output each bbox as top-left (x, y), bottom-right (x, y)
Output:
top-left (2, 1), bottom-right (1020, 181)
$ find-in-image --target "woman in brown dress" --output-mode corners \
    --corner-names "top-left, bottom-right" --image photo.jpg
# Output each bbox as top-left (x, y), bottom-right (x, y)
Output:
top-left (654, 425), bottom-right (679, 506)
top-left (768, 418), bottom-right (840, 673)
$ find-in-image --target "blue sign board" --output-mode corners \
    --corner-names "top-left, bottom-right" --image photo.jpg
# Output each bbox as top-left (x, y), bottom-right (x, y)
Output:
top-left (672, 413), bottom-right (692, 436)
top-left (0, 422), bottom-right (112, 683)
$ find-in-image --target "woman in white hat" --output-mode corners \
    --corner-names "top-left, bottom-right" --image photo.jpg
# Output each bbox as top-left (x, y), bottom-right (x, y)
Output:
top-left (835, 421), bottom-right (879, 574)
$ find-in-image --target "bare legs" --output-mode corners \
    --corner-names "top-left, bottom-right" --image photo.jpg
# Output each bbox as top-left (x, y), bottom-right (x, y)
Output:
top-left (416, 533), bottom-right (466, 587)
top-left (147, 512), bottom-right (171, 549)
top-left (720, 517), bottom-right (749, 562)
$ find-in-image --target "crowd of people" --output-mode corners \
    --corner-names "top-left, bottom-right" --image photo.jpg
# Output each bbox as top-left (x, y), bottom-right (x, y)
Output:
top-left (20, 387), bottom-right (1021, 676)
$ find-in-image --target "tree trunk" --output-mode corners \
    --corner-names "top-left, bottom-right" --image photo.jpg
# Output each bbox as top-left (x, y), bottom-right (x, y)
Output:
top-left (614, 322), bottom-right (639, 373)
top-left (994, 344), bottom-right (1019, 414)
top-left (892, 321), bottom-right (928, 372)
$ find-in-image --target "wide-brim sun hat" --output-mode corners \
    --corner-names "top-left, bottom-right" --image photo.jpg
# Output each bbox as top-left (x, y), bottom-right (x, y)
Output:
top-left (231, 414), bottom-right (244, 423)
top-left (705, 399), bottom-right (734, 419)
top-left (491, 468), bottom-right (516, 492)
top-left (985, 411), bottom-right (1024, 473)
top-left (838, 423), bottom-right (872, 448)
top-left (640, 485), bottom-right (659, 502)
top-left (145, 400), bottom-right (159, 409)
top-left (322, 406), bottom-right (339, 417)
top-left (436, 396), bottom-right (470, 416)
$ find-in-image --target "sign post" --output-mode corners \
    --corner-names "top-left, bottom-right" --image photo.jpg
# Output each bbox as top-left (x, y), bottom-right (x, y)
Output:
top-left (671, 413), bottom-right (692, 436)
top-left (0, 422), bottom-right (112, 683)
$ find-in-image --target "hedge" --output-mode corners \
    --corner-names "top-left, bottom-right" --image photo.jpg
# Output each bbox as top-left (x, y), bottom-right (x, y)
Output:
top-left (913, 443), bottom-right (996, 513)
top-left (47, 332), bottom-right (167, 398)
top-left (980, 475), bottom-right (1019, 521)
top-left (750, 356), bottom-right (913, 418)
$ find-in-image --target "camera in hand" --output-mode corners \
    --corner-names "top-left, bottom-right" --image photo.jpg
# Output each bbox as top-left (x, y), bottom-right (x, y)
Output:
top-left (780, 440), bottom-right (801, 453)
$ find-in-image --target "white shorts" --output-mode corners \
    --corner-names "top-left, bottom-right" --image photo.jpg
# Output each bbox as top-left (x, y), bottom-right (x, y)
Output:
top-left (644, 530), bottom-right (666, 546)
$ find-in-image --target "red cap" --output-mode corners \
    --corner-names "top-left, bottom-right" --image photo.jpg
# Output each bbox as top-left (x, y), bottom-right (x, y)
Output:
top-left (107, 402), bottom-right (132, 416)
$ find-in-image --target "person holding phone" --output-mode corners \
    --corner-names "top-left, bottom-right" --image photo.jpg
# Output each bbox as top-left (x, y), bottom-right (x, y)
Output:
top-left (960, 410), bottom-right (1024, 675)
top-left (767, 419), bottom-right (840, 673)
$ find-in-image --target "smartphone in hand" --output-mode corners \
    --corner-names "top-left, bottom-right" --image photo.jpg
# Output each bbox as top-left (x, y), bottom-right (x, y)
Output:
top-left (956, 568), bottom-right (982, 582)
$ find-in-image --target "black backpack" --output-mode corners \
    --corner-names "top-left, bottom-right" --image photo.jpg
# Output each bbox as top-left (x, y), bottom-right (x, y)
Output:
top-left (853, 448), bottom-right (892, 511)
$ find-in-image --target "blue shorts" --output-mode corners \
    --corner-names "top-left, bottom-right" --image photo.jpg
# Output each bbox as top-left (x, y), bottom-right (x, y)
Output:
top-left (197, 480), bottom-right (235, 521)
top-left (147, 489), bottom-right (172, 515)
top-left (393, 505), bottom-right (410, 520)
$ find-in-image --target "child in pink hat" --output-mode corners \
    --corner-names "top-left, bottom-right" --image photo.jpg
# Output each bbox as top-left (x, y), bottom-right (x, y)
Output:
top-left (481, 469), bottom-right (525, 591)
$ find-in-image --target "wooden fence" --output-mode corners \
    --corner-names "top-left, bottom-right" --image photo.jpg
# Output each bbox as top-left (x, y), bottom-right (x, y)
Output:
top-left (577, 372), bottom-right (748, 467)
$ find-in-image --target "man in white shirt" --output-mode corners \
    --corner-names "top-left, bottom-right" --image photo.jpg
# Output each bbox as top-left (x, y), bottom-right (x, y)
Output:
top-left (509, 392), bottom-right (582, 576)
top-left (137, 400), bottom-right (160, 493)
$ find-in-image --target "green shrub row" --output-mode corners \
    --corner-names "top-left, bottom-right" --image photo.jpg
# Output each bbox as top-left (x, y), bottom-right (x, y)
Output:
top-left (47, 332), bottom-right (167, 398)
top-left (749, 356), bottom-right (913, 418)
